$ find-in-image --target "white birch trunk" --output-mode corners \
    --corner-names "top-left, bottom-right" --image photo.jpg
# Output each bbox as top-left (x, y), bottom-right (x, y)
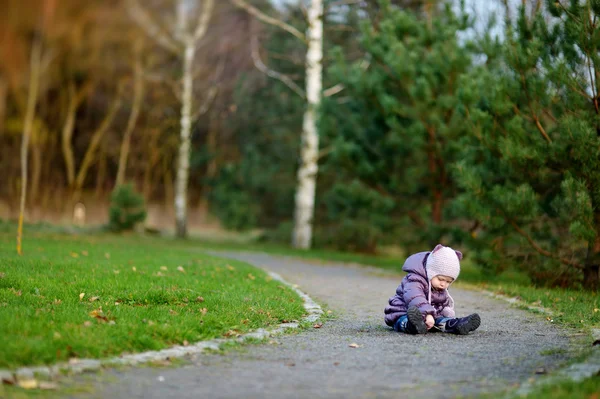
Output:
top-left (292, 0), bottom-right (323, 249)
top-left (175, 41), bottom-right (195, 238)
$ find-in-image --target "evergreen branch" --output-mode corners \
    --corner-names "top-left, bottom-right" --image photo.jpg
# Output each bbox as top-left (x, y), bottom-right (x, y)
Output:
top-left (508, 219), bottom-right (583, 269)
top-left (534, 117), bottom-right (551, 143)
top-left (230, 0), bottom-right (306, 43)
top-left (250, 32), bottom-right (306, 99)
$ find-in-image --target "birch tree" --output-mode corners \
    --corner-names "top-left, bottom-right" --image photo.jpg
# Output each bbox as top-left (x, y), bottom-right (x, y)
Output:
top-left (231, 0), bottom-right (323, 249)
top-left (16, 0), bottom-right (55, 255)
top-left (126, 0), bottom-right (215, 238)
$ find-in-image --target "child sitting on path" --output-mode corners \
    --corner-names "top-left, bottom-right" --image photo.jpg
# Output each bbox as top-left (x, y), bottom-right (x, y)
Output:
top-left (384, 244), bottom-right (480, 335)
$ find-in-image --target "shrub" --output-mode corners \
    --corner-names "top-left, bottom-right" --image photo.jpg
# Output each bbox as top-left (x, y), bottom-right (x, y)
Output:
top-left (108, 184), bottom-right (146, 232)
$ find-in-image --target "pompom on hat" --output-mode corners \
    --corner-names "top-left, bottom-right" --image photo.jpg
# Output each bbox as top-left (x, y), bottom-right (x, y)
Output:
top-left (425, 244), bottom-right (463, 282)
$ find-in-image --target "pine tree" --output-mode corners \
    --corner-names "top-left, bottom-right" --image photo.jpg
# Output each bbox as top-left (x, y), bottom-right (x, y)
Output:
top-left (454, 0), bottom-right (600, 289)
top-left (320, 0), bottom-right (474, 251)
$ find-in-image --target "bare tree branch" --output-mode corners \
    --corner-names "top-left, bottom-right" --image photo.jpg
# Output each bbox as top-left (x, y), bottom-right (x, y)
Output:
top-left (323, 57), bottom-right (370, 97)
top-left (125, 0), bottom-right (180, 54)
top-left (251, 32), bottom-right (305, 99)
top-left (193, 0), bottom-right (215, 43)
top-left (230, 0), bottom-right (306, 43)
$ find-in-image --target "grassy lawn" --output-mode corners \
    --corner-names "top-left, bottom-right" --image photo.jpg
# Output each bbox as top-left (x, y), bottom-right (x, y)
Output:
top-left (0, 230), bottom-right (306, 369)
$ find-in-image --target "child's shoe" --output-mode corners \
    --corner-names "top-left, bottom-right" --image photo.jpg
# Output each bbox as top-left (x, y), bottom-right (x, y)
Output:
top-left (406, 306), bottom-right (427, 334)
top-left (444, 313), bottom-right (481, 335)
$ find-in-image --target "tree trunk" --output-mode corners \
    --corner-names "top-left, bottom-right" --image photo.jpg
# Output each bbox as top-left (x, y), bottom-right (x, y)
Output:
top-left (30, 143), bottom-right (42, 205)
top-left (292, 0), bottom-right (323, 250)
top-left (95, 146), bottom-right (107, 197)
top-left (427, 126), bottom-right (443, 224)
top-left (116, 44), bottom-right (144, 187)
top-left (0, 76), bottom-right (7, 135)
top-left (584, 232), bottom-right (600, 291)
top-left (143, 128), bottom-right (161, 199)
top-left (62, 81), bottom-right (91, 187)
top-left (174, 41), bottom-right (195, 238)
top-left (163, 158), bottom-right (174, 213)
top-left (17, 39), bottom-right (43, 255)
top-left (74, 90), bottom-right (121, 192)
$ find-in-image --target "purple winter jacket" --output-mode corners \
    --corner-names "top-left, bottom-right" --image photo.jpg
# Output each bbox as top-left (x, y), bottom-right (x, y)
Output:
top-left (384, 251), bottom-right (455, 327)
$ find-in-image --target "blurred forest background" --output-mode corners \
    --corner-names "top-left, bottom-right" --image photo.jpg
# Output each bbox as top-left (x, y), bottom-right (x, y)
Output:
top-left (1, 0), bottom-right (600, 290)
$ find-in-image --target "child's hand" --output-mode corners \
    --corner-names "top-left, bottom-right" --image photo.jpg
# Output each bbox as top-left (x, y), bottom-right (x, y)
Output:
top-left (425, 315), bottom-right (435, 330)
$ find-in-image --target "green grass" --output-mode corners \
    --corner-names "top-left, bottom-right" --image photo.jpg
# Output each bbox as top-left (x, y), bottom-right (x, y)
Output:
top-left (0, 231), bottom-right (306, 369)
top-left (515, 376), bottom-right (600, 399)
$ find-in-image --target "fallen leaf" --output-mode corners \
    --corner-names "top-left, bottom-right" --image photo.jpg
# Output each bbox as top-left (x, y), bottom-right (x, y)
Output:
top-left (313, 323), bottom-right (323, 329)
top-left (53, 332), bottom-right (61, 339)
top-left (334, 362), bottom-right (340, 366)
top-left (132, 267), bottom-right (137, 272)
top-left (104, 253), bottom-right (111, 259)
top-left (594, 308), bottom-right (599, 313)
top-left (18, 379), bottom-right (38, 389)
top-left (183, 340), bottom-right (189, 346)
top-left (160, 266), bottom-right (168, 271)
top-left (70, 252), bottom-right (79, 258)
top-left (83, 321), bottom-right (92, 327)
top-left (89, 308), bottom-right (108, 322)
top-left (200, 308), bottom-right (208, 315)
top-left (226, 265), bottom-right (235, 271)
top-left (79, 293), bottom-right (85, 300)
top-left (169, 309), bottom-right (178, 315)
top-left (195, 296), bottom-right (204, 302)
top-left (89, 296), bottom-right (100, 302)
top-left (53, 299), bottom-right (62, 305)
top-left (285, 362), bottom-right (295, 367)
top-left (177, 266), bottom-right (185, 273)
top-left (81, 251), bottom-right (88, 257)
top-left (155, 271), bottom-right (165, 277)
top-left (348, 343), bottom-right (360, 348)
top-left (247, 274), bottom-right (255, 280)
top-left (39, 381), bottom-right (59, 390)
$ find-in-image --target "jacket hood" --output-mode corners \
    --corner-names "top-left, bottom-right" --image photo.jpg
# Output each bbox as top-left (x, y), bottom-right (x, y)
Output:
top-left (401, 251), bottom-right (429, 279)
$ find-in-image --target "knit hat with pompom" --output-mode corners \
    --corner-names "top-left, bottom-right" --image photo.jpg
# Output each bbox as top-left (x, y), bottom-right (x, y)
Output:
top-left (425, 244), bottom-right (463, 282)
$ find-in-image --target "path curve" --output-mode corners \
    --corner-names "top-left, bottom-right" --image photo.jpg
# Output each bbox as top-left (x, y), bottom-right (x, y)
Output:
top-left (82, 252), bottom-right (572, 399)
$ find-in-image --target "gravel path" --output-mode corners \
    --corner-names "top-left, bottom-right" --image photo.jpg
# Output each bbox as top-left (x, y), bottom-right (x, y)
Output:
top-left (76, 252), bottom-right (572, 399)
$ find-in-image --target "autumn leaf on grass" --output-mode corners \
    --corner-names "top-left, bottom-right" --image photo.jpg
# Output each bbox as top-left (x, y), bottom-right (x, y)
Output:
top-left (18, 379), bottom-right (38, 389)
top-left (70, 252), bottom-right (79, 258)
top-left (177, 266), bottom-right (185, 273)
top-left (226, 265), bottom-right (235, 271)
top-left (224, 330), bottom-right (241, 338)
top-left (160, 266), bottom-right (168, 271)
top-left (247, 273), bottom-right (255, 280)
top-left (89, 307), bottom-right (109, 322)
top-left (89, 296), bottom-right (100, 302)
top-left (79, 293), bottom-right (85, 301)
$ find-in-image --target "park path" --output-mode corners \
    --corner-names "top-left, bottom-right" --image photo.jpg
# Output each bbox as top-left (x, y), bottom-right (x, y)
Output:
top-left (78, 251), bottom-right (571, 399)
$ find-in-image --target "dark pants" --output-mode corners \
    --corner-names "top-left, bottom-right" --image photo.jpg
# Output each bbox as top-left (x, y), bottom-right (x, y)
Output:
top-left (393, 315), bottom-right (452, 333)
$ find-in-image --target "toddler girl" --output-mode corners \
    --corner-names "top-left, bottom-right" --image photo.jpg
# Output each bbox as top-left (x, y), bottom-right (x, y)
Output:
top-left (384, 244), bottom-right (480, 334)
